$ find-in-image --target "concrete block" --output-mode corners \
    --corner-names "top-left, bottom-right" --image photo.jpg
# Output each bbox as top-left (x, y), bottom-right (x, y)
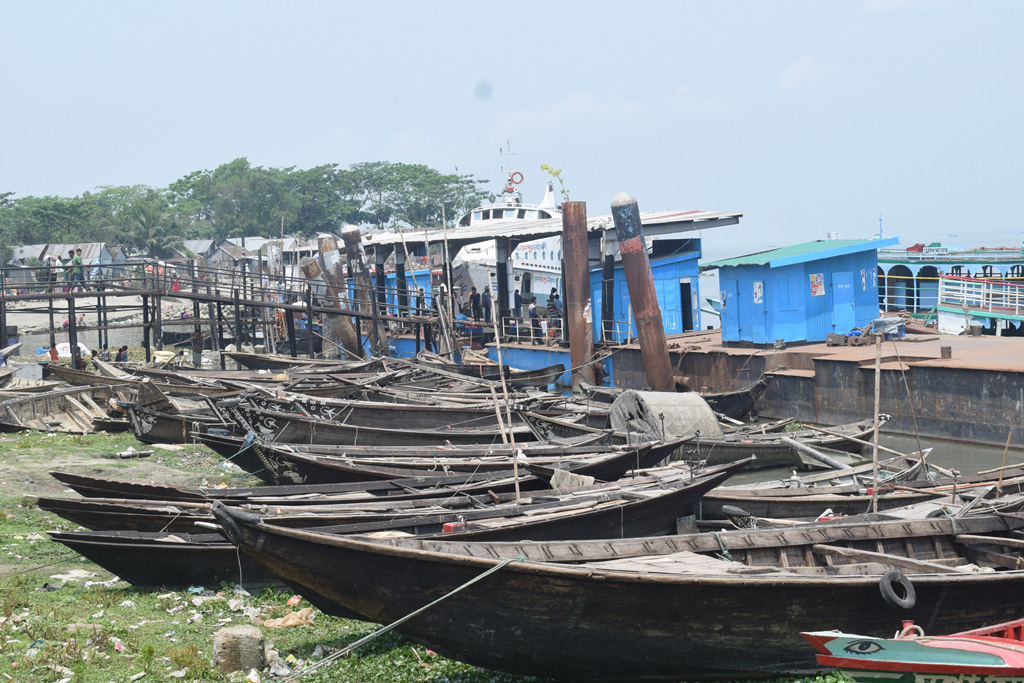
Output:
top-left (213, 624), bottom-right (266, 674)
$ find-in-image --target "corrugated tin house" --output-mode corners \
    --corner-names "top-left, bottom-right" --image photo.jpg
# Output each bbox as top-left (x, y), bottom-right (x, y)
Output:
top-left (702, 238), bottom-right (899, 345)
top-left (589, 238), bottom-right (703, 343)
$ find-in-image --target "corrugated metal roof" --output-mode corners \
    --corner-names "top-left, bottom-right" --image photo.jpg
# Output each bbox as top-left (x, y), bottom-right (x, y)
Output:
top-left (702, 237), bottom-right (899, 270)
top-left (41, 243), bottom-right (108, 262)
top-left (363, 209), bottom-right (742, 251)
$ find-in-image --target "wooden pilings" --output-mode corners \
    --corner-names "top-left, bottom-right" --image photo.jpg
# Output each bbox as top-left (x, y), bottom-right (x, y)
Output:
top-left (611, 192), bottom-right (674, 392)
top-left (562, 201), bottom-right (596, 388)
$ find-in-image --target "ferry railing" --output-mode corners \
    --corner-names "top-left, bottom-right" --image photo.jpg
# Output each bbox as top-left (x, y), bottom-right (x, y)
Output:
top-left (939, 275), bottom-right (1024, 317)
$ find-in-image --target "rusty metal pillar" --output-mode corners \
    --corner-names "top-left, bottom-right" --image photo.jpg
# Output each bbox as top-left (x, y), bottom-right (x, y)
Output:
top-left (610, 192), bottom-right (674, 392)
top-left (562, 201), bottom-right (596, 389)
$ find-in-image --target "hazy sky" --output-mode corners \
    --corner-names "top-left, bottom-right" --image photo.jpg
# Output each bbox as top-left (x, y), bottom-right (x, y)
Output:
top-left (3, 0), bottom-right (1022, 258)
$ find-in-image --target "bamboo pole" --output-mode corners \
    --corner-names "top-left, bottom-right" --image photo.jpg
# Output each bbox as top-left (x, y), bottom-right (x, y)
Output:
top-left (872, 334), bottom-right (881, 513)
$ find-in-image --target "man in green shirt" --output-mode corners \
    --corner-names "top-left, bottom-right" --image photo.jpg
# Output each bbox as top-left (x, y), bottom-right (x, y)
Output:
top-left (71, 248), bottom-right (86, 292)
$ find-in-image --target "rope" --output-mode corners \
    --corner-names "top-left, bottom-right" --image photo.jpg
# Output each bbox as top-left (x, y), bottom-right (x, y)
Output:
top-left (283, 555), bottom-right (524, 681)
top-left (889, 339), bottom-right (925, 457)
top-left (711, 531), bottom-right (732, 561)
top-left (940, 506), bottom-right (959, 536)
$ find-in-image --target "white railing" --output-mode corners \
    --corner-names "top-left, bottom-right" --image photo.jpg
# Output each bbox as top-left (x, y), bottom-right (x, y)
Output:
top-left (939, 276), bottom-right (1024, 316)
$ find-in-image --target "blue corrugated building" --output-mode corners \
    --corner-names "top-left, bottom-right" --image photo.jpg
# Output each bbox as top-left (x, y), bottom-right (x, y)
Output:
top-left (702, 238), bottom-right (899, 344)
top-left (590, 238), bottom-right (702, 343)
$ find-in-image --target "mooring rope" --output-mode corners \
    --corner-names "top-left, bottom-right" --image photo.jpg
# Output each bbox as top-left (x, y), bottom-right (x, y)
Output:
top-left (283, 554), bottom-right (525, 681)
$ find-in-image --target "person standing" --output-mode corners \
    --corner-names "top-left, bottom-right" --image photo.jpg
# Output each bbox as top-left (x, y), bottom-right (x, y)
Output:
top-left (513, 289), bottom-right (522, 320)
top-left (469, 286), bottom-right (481, 321)
top-left (48, 345), bottom-right (59, 362)
top-left (71, 248), bottom-right (85, 292)
top-left (482, 286), bottom-right (492, 323)
top-left (529, 297), bottom-right (542, 345)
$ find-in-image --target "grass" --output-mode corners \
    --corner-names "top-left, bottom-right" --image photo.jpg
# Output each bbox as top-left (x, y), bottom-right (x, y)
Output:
top-left (0, 431), bottom-right (852, 682)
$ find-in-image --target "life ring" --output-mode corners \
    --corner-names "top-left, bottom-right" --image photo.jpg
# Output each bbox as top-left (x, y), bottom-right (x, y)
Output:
top-left (510, 171), bottom-right (523, 184)
top-left (879, 570), bottom-right (917, 609)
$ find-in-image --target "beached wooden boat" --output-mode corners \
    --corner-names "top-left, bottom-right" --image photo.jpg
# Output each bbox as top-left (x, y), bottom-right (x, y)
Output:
top-left (804, 617), bottom-right (1024, 683)
top-left (221, 403), bottom-right (541, 447)
top-left (199, 431), bottom-right (677, 486)
top-left (34, 461), bottom-right (744, 536)
top-left (47, 528), bottom-right (286, 590)
top-left (47, 462), bottom-right (748, 589)
top-left (242, 391), bottom-right (609, 431)
top-left (0, 385), bottom-right (125, 434)
top-left (210, 509), bottom-right (1024, 681)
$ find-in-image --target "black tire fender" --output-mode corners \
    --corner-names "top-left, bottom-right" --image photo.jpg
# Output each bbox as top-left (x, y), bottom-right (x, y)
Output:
top-left (880, 569), bottom-right (917, 609)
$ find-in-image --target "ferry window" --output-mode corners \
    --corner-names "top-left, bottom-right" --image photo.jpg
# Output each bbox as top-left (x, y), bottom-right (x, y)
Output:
top-left (482, 210), bottom-right (491, 220)
top-left (517, 209), bottom-right (527, 219)
top-left (526, 210), bottom-right (538, 219)
top-left (505, 209), bottom-right (517, 219)
top-left (539, 211), bottom-right (550, 219)
top-left (473, 211), bottom-right (482, 222)
top-left (542, 252), bottom-right (546, 260)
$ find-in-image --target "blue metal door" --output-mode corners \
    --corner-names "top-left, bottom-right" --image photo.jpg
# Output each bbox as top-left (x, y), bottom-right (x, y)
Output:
top-left (721, 280), bottom-right (740, 341)
top-left (832, 271), bottom-right (856, 332)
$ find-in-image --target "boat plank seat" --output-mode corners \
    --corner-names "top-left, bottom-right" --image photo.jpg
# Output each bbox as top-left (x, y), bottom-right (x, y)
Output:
top-left (811, 543), bottom-right (971, 573)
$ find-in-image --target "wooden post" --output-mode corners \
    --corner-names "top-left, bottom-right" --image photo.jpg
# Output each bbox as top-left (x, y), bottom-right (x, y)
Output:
top-left (141, 295), bottom-right (151, 363)
top-left (154, 290), bottom-right (163, 351)
top-left (48, 295), bottom-right (56, 349)
top-left (610, 192), bottom-right (674, 392)
top-left (305, 286), bottom-right (315, 358)
top-left (96, 289), bottom-right (103, 350)
top-left (562, 201), bottom-right (596, 388)
top-left (601, 234), bottom-right (616, 342)
top-left (286, 308), bottom-right (297, 357)
top-left (233, 289), bottom-right (242, 353)
top-left (67, 296), bottom-right (78, 366)
top-left (216, 302), bottom-right (226, 369)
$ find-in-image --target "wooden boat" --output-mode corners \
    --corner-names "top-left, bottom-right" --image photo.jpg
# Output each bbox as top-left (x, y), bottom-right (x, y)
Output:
top-left (0, 342), bottom-right (22, 362)
top-left (34, 462), bottom-right (744, 536)
top-left (47, 462), bottom-right (748, 588)
top-left (804, 618), bottom-right (1024, 683)
top-left (221, 403), bottom-right (542, 447)
top-left (210, 509), bottom-right (1024, 681)
top-left (0, 385), bottom-right (125, 434)
top-left (222, 351), bottom-right (381, 373)
top-left (199, 431), bottom-right (677, 486)
top-left (47, 529), bottom-right (286, 590)
top-left (700, 368), bottom-right (778, 420)
top-left (580, 368), bottom-right (779, 421)
top-left (243, 391), bottom-right (609, 431)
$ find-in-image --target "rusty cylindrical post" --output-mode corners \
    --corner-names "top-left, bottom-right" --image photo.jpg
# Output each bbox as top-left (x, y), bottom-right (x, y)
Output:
top-left (610, 192), bottom-right (674, 392)
top-left (562, 201), bottom-right (596, 389)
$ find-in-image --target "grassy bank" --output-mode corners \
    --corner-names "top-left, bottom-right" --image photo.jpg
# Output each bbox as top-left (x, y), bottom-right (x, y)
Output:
top-left (0, 431), bottom-right (848, 682)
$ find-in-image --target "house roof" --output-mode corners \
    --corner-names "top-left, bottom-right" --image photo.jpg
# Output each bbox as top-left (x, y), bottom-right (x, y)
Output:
top-left (701, 237), bottom-right (900, 270)
top-left (181, 239), bottom-right (216, 256)
top-left (40, 243), bottom-right (109, 262)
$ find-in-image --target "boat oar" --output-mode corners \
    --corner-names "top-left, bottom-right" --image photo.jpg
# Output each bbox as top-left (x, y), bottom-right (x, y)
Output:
top-left (800, 424), bottom-right (955, 478)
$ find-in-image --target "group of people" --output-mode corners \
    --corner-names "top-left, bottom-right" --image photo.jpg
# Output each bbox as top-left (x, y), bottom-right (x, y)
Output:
top-left (44, 248), bottom-right (97, 293)
top-left (50, 344), bottom-right (128, 368)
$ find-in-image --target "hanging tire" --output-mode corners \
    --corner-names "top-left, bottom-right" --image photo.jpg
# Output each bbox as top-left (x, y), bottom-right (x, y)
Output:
top-left (880, 570), bottom-right (916, 609)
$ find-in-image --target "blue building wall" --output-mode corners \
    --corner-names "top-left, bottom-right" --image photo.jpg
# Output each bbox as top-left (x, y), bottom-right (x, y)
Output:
top-left (719, 251), bottom-right (881, 344)
top-left (589, 246), bottom-right (702, 343)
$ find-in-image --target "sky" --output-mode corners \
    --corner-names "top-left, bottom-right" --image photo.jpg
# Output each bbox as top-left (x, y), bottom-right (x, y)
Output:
top-left (2, 0), bottom-right (1022, 259)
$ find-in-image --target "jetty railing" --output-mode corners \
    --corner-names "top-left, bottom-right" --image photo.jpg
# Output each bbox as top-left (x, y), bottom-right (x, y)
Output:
top-left (939, 275), bottom-right (1024, 317)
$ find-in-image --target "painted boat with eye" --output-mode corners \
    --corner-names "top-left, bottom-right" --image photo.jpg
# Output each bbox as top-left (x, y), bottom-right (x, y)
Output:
top-left (803, 618), bottom-right (1024, 683)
